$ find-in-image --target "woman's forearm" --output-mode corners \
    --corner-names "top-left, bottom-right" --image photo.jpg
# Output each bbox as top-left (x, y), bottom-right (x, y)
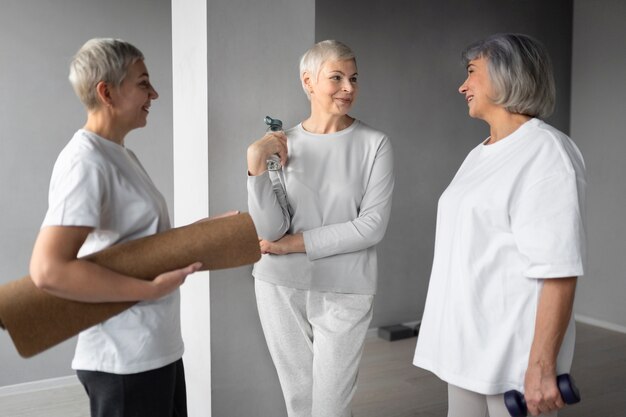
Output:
top-left (247, 173), bottom-right (291, 241)
top-left (32, 258), bottom-right (160, 302)
top-left (30, 225), bottom-right (196, 303)
top-left (527, 277), bottom-right (577, 370)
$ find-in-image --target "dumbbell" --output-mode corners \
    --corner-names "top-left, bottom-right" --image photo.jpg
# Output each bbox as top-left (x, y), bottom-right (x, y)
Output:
top-left (504, 374), bottom-right (581, 417)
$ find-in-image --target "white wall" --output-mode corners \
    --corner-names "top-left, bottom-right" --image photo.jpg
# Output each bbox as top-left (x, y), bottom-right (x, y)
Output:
top-left (571, 0), bottom-right (626, 330)
top-left (172, 0), bottom-right (211, 415)
top-left (0, 0), bottom-right (173, 386)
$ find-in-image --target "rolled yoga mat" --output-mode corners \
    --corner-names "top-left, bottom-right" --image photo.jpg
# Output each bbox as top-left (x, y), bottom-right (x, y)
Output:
top-left (0, 212), bottom-right (260, 358)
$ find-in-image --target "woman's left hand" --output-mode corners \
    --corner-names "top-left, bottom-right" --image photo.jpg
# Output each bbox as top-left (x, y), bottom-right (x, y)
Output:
top-left (259, 233), bottom-right (305, 255)
top-left (523, 364), bottom-right (565, 416)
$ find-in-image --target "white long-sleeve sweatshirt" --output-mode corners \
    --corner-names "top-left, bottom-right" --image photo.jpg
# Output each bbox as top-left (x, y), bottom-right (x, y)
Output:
top-left (247, 120), bottom-right (394, 294)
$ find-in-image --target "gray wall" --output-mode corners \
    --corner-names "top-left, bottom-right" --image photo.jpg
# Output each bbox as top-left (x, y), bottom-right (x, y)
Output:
top-left (205, 1), bottom-right (315, 416)
top-left (0, 0), bottom-right (173, 386)
top-left (315, 0), bottom-right (574, 328)
top-left (571, 0), bottom-right (626, 329)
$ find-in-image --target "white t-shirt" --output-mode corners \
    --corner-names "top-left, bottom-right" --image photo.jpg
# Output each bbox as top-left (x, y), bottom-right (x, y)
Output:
top-left (413, 118), bottom-right (586, 395)
top-left (247, 120), bottom-right (394, 294)
top-left (42, 129), bottom-right (184, 374)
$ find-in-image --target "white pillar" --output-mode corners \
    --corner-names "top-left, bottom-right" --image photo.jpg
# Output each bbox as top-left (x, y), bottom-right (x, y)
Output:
top-left (172, 0), bottom-right (211, 415)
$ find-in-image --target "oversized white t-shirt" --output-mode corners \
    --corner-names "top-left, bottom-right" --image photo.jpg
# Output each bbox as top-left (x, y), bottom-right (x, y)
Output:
top-left (413, 118), bottom-right (586, 395)
top-left (247, 120), bottom-right (394, 295)
top-left (42, 129), bottom-right (184, 374)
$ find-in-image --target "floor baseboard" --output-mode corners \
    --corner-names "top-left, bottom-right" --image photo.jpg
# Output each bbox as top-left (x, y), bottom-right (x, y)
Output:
top-left (576, 314), bottom-right (626, 334)
top-left (0, 375), bottom-right (79, 397)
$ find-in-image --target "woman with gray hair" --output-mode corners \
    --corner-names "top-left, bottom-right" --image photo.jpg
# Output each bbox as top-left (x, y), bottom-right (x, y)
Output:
top-left (413, 33), bottom-right (586, 417)
top-left (247, 40), bottom-right (394, 417)
top-left (29, 38), bottom-right (203, 417)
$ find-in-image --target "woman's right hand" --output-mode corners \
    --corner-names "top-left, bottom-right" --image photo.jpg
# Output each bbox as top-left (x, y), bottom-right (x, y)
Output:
top-left (247, 131), bottom-right (288, 176)
top-left (146, 262), bottom-right (203, 300)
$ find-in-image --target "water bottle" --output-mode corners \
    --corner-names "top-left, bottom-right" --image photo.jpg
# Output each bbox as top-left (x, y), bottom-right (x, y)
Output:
top-left (264, 116), bottom-right (283, 171)
top-left (263, 115), bottom-right (293, 216)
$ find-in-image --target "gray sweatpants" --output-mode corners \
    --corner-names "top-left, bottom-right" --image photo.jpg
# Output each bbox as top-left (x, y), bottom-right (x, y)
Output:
top-left (255, 279), bottom-right (374, 417)
top-left (448, 384), bottom-right (558, 417)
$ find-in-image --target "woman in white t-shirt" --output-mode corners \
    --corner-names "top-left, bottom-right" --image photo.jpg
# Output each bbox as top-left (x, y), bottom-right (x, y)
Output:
top-left (413, 33), bottom-right (586, 417)
top-left (246, 40), bottom-right (394, 417)
top-left (29, 38), bottom-right (202, 417)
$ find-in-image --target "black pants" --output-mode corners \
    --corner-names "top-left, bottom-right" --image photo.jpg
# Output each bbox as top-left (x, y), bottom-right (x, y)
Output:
top-left (77, 359), bottom-right (187, 417)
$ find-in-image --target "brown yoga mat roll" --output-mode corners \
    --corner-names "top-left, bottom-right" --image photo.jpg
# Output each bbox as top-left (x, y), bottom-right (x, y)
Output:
top-left (0, 212), bottom-right (261, 358)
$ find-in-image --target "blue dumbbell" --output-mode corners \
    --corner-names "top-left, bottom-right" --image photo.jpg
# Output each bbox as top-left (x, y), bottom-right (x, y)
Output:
top-left (504, 374), bottom-right (581, 417)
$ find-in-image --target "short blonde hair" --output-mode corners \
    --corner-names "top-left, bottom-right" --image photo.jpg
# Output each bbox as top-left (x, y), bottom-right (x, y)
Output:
top-left (299, 40), bottom-right (356, 99)
top-left (462, 33), bottom-right (556, 119)
top-left (69, 38), bottom-right (144, 110)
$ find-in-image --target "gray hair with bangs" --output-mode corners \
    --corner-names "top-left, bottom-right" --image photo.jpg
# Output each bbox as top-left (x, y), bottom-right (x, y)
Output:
top-left (69, 38), bottom-right (144, 110)
top-left (462, 33), bottom-right (556, 119)
top-left (299, 40), bottom-right (356, 99)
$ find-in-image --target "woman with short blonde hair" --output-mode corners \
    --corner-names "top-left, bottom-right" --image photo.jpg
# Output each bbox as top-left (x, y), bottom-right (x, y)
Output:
top-left (30, 38), bottom-right (202, 417)
top-left (247, 39), bottom-right (395, 417)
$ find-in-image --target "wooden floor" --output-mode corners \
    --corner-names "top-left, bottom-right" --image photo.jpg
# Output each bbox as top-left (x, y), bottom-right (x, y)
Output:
top-left (0, 383), bottom-right (88, 417)
top-left (0, 322), bottom-right (624, 417)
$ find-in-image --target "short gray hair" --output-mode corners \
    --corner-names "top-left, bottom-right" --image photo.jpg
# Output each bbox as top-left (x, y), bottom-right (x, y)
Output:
top-left (69, 38), bottom-right (144, 110)
top-left (299, 40), bottom-right (356, 99)
top-left (461, 33), bottom-right (555, 119)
